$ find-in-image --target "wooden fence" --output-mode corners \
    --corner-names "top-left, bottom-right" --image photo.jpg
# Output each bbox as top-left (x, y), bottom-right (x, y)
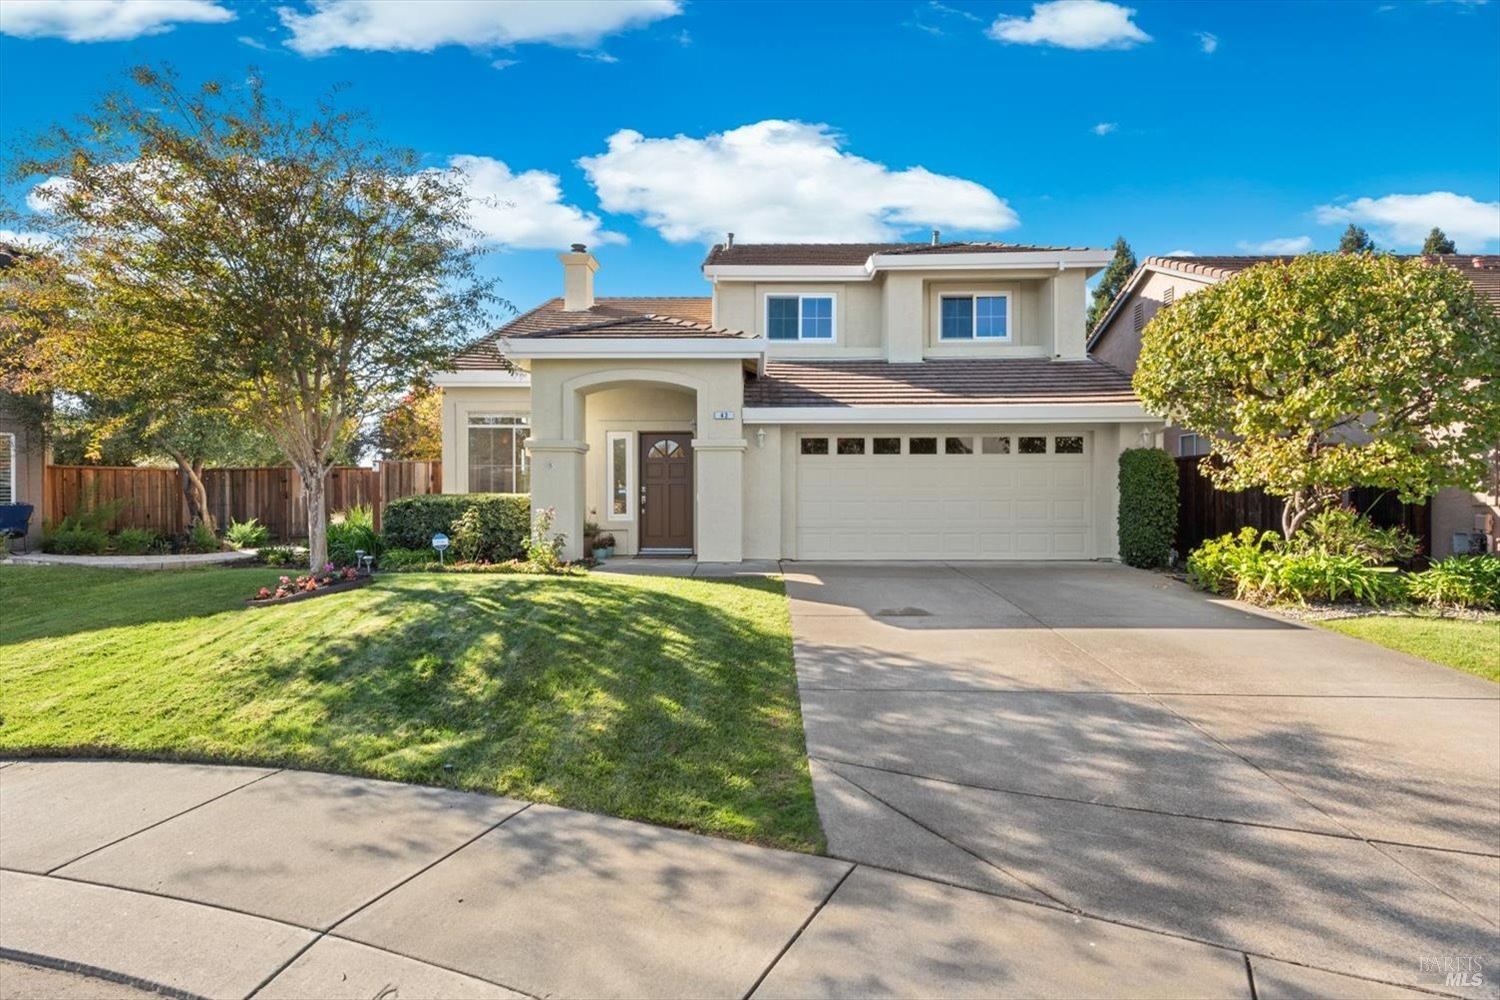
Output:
top-left (45, 460), bottom-right (441, 541)
top-left (1175, 455), bottom-right (1430, 557)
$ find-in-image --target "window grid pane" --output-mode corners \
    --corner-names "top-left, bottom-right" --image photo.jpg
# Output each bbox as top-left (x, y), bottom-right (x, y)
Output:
top-left (1019, 436), bottom-right (1047, 455)
top-left (467, 415), bottom-right (530, 494)
top-left (801, 296), bottom-right (834, 340)
top-left (873, 437), bottom-right (901, 455)
top-left (908, 437), bottom-right (937, 455)
top-left (768, 296), bottom-right (799, 341)
top-left (975, 296), bottom-right (1008, 338)
top-left (940, 297), bottom-right (973, 340)
top-left (836, 437), bottom-right (865, 455)
top-left (801, 437), bottom-right (829, 455)
top-left (981, 436), bottom-right (1010, 454)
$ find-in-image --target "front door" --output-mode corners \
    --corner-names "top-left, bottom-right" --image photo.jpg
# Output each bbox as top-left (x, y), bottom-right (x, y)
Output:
top-left (639, 432), bottom-right (693, 553)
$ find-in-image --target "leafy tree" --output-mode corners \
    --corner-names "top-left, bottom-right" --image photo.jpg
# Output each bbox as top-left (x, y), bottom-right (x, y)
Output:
top-left (1133, 254), bottom-right (1500, 537)
top-left (10, 67), bottom-right (499, 568)
top-left (1337, 224), bottom-right (1376, 254)
top-left (1421, 227), bottom-right (1457, 255)
top-left (377, 387), bottom-right (442, 461)
top-left (1088, 235), bottom-right (1137, 332)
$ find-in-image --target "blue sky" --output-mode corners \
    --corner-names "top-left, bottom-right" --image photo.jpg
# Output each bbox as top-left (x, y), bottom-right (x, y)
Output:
top-left (2, 0), bottom-right (1498, 311)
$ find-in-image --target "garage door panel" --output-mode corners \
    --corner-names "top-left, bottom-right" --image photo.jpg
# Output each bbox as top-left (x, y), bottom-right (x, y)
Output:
top-left (796, 431), bottom-right (1094, 561)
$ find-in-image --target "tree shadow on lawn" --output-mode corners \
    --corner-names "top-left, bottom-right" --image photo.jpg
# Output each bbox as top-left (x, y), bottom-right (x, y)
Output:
top-left (5, 572), bottom-right (825, 853)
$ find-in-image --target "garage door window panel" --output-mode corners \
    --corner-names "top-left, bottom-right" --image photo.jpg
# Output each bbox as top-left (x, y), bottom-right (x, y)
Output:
top-left (908, 437), bottom-right (937, 455)
top-left (873, 437), bottom-right (901, 455)
top-left (945, 437), bottom-right (974, 455)
top-left (982, 436), bottom-right (1011, 455)
top-left (1055, 435), bottom-right (1084, 454)
top-left (801, 437), bottom-right (829, 456)
top-left (1018, 436), bottom-right (1047, 455)
top-left (837, 437), bottom-right (866, 455)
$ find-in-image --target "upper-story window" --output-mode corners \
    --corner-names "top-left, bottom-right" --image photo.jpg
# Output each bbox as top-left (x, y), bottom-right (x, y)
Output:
top-left (939, 294), bottom-right (1009, 340)
top-left (767, 294), bottom-right (835, 341)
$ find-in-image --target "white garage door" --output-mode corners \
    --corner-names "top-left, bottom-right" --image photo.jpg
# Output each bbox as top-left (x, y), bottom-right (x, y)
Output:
top-left (795, 431), bottom-right (1093, 560)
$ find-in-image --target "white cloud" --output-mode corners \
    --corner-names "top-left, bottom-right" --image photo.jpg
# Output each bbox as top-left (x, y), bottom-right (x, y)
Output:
top-left (1196, 30), bottom-right (1218, 53)
top-left (1163, 249), bottom-right (1196, 256)
top-left (0, 0), bottom-right (232, 42)
top-left (1315, 191), bottom-right (1500, 249)
top-left (277, 0), bottom-right (680, 55)
top-left (579, 51), bottom-right (619, 63)
top-left (490, 58), bottom-right (519, 70)
top-left (0, 228), bottom-right (50, 249)
top-left (448, 155), bottom-right (623, 251)
top-left (988, 0), bottom-right (1150, 49)
top-left (578, 120), bottom-right (1018, 244)
top-left (1092, 122), bottom-right (1117, 136)
top-left (237, 34), bottom-right (268, 50)
top-left (1237, 236), bottom-right (1313, 254)
top-left (25, 175), bottom-right (71, 213)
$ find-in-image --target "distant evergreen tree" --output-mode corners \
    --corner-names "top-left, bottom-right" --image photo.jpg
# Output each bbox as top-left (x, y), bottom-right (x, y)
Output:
top-left (1421, 227), bottom-right (1457, 255)
top-left (1338, 224), bottom-right (1376, 254)
top-left (1088, 236), bottom-right (1137, 332)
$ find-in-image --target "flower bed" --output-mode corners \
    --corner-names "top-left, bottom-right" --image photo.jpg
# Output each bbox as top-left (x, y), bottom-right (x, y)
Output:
top-left (247, 565), bottom-right (372, 606)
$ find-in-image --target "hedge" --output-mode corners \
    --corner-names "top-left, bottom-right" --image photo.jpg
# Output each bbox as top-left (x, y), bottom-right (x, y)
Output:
top-left (1118, 447), bottom-right (1178, 568)
top-left (381, 494), bottom-right (530, 561)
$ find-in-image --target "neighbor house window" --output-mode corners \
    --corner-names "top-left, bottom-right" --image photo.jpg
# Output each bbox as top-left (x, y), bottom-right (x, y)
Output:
top-left (1178, 433), bottom-right (1209, 457)
top-left (940, 294), bottom-right (1010, 340)
top-left (0, 432), bottom-right (13, 504)
top-left (606, 431), bottom-right (631, 519)
top-left (468, 415), bottom-right (530, 492)
top-left (767, 294), bottom-right (835, 341)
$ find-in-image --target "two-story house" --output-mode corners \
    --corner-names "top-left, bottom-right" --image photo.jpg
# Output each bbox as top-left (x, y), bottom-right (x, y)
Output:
top-left (434, 240), bottom-right (1158, 563)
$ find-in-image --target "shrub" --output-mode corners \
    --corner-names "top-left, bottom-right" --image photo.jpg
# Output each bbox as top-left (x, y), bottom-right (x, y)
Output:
top-left (382, 494), bottom-right (529, 560)
top-left (1186, 528), bottom-right (1276, 595)
top-left (112, 527), bottom-right (160, 555)
top-left (259, 545), bottom-right (302, 568)
top-left (527, 506), bottom-right (566, 573)
top-left (43, 524), bottom-right (108, 555)
top-left (225, 517), bottom-right (271, 550)
top-left (376, 547), bottom-right (442, 571)
top-left (1283, 506), bottom-right (1418, 566)
top-left (328, 505), bottom-right (381, 566)
top-left (186, 520), bottom-right (220, 553)
top-left (1407, 556), bottom-right (1500, 610)
top-left (1117, 448), bottom-right (1178, 569)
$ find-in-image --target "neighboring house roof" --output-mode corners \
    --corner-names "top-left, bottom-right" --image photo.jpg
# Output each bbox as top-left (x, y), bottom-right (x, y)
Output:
top-left (743, 358), bottom-right (1138, 407)
top-left (702, 241), bottom-right (1091, 267)
top-left (1088, 253), bottom-right (1500, 351)
top-left (450, 296), bottom-right (741, 370)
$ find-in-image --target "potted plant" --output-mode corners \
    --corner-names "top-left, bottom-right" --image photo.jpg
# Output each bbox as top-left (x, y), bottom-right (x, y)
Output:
top-left (583, 518), bottom-right (601, 555)
top-left (592, 532), bottom-right (615, 560)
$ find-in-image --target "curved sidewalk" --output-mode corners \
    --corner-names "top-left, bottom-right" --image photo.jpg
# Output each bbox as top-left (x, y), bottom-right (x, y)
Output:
top-left (0, 759), bottom-right (1433, 999)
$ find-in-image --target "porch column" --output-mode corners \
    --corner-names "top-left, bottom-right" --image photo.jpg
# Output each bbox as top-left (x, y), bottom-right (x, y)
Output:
top-left (527, 439), bottom-right (588, 562)
top-left (692, 439), bottom-right (746, 562)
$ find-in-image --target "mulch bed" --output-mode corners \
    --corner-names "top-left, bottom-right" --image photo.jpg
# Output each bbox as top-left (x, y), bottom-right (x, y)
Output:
top-left (246, 574), bottom-right (375, 608)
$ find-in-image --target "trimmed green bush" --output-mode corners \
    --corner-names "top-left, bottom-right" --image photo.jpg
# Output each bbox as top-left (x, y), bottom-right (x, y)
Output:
top-left (1117, 447), bottom-right (1178, 568)
top-left (381, 493), bottom-right (529, 560)
top-left (43, 525), bottom-right (108, 555)
top-left (1408, 556), bottom-right (1500, 610)
top-left (112, 527), bottom-right (160, 555)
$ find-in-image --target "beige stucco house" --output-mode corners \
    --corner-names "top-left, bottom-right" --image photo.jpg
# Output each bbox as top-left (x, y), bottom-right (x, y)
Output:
top-left (435, 240), bottom-right (1160, 563)
top-left (0, 391), bottom-right (46, 550)
top-left (1089, 253), bottom-right (1500, 558)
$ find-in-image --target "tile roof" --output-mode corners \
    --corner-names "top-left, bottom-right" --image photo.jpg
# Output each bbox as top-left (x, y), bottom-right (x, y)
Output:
top-left (450, 296), bottom-right (739, 369)
top-left (743, 358), bottom-right (1138, 407)
top-left (702, 241), bottom-right (1095, 267)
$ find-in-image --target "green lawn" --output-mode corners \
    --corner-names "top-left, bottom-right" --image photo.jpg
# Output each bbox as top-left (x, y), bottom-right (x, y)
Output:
top-left (0, 565), bottom-right (823, 852)
top-left (1315, 613), bottom-right (1500, 683)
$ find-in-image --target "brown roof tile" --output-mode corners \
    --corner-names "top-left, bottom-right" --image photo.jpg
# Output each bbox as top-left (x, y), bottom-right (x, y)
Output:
top-left (744, 358), bottom-right (1138, 408)
top-left (703, 241), bottom-right (1094, 267)
top-left (1147, 254), bottom-right (1500, 304)
top-left (450, 296), bottom-right (739, 369)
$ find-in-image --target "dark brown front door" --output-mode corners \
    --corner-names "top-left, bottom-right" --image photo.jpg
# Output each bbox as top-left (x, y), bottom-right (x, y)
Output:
top-left (639, 432), bottom-right (693, 552)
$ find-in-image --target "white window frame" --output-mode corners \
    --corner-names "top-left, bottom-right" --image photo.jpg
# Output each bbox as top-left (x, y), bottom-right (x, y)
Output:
top-left (0, 432), bottom-right (14, 505)
top-left (764, 293), bottom-right (837, 343)
top-left (466, 413), bottom-right (530, 493)
top-left (938, 292), bottom-right (1012, 341)
top-left (1179, 432), bottom-right (1207, 457)
top-left (605, 430), bottom-right (633, 522)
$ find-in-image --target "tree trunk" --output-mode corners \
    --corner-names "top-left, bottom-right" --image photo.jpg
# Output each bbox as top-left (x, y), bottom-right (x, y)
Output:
top-left (301, 465), bottom-right (329, 572)
top-left (165, 445), bottom-right (214, 532)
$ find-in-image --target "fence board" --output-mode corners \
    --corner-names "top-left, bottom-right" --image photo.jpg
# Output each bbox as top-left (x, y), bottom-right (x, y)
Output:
top-left (45, 461), bottom-right (439, 543)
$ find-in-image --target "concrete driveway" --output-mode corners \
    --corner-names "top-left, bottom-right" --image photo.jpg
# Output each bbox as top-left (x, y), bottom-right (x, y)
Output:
top-left (785, 561), bottom-right (1500, 996)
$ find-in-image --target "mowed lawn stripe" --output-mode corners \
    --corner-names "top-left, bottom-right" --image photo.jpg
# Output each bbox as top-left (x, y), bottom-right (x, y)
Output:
top-left (0, 566), bottom-right (823, 852)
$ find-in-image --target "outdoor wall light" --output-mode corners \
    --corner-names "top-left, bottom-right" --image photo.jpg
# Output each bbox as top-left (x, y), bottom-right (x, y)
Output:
top-left (756, 428), bottom-right (767, 448)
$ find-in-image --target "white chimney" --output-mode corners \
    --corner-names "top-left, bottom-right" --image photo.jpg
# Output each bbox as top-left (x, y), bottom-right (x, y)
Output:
top-left (931, 229), bottom-right (940, 245)
top-left (559, 243), bottom-right (598, 311)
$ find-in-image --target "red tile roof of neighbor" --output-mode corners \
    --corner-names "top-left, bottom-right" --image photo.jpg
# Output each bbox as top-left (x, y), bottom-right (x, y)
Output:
top-left (1148, 254), bottom-right (1500, 306)
top-left (743, 358), bottom-right (1138, 407)
top-left (702, 241), bottom-right (1096, 267)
